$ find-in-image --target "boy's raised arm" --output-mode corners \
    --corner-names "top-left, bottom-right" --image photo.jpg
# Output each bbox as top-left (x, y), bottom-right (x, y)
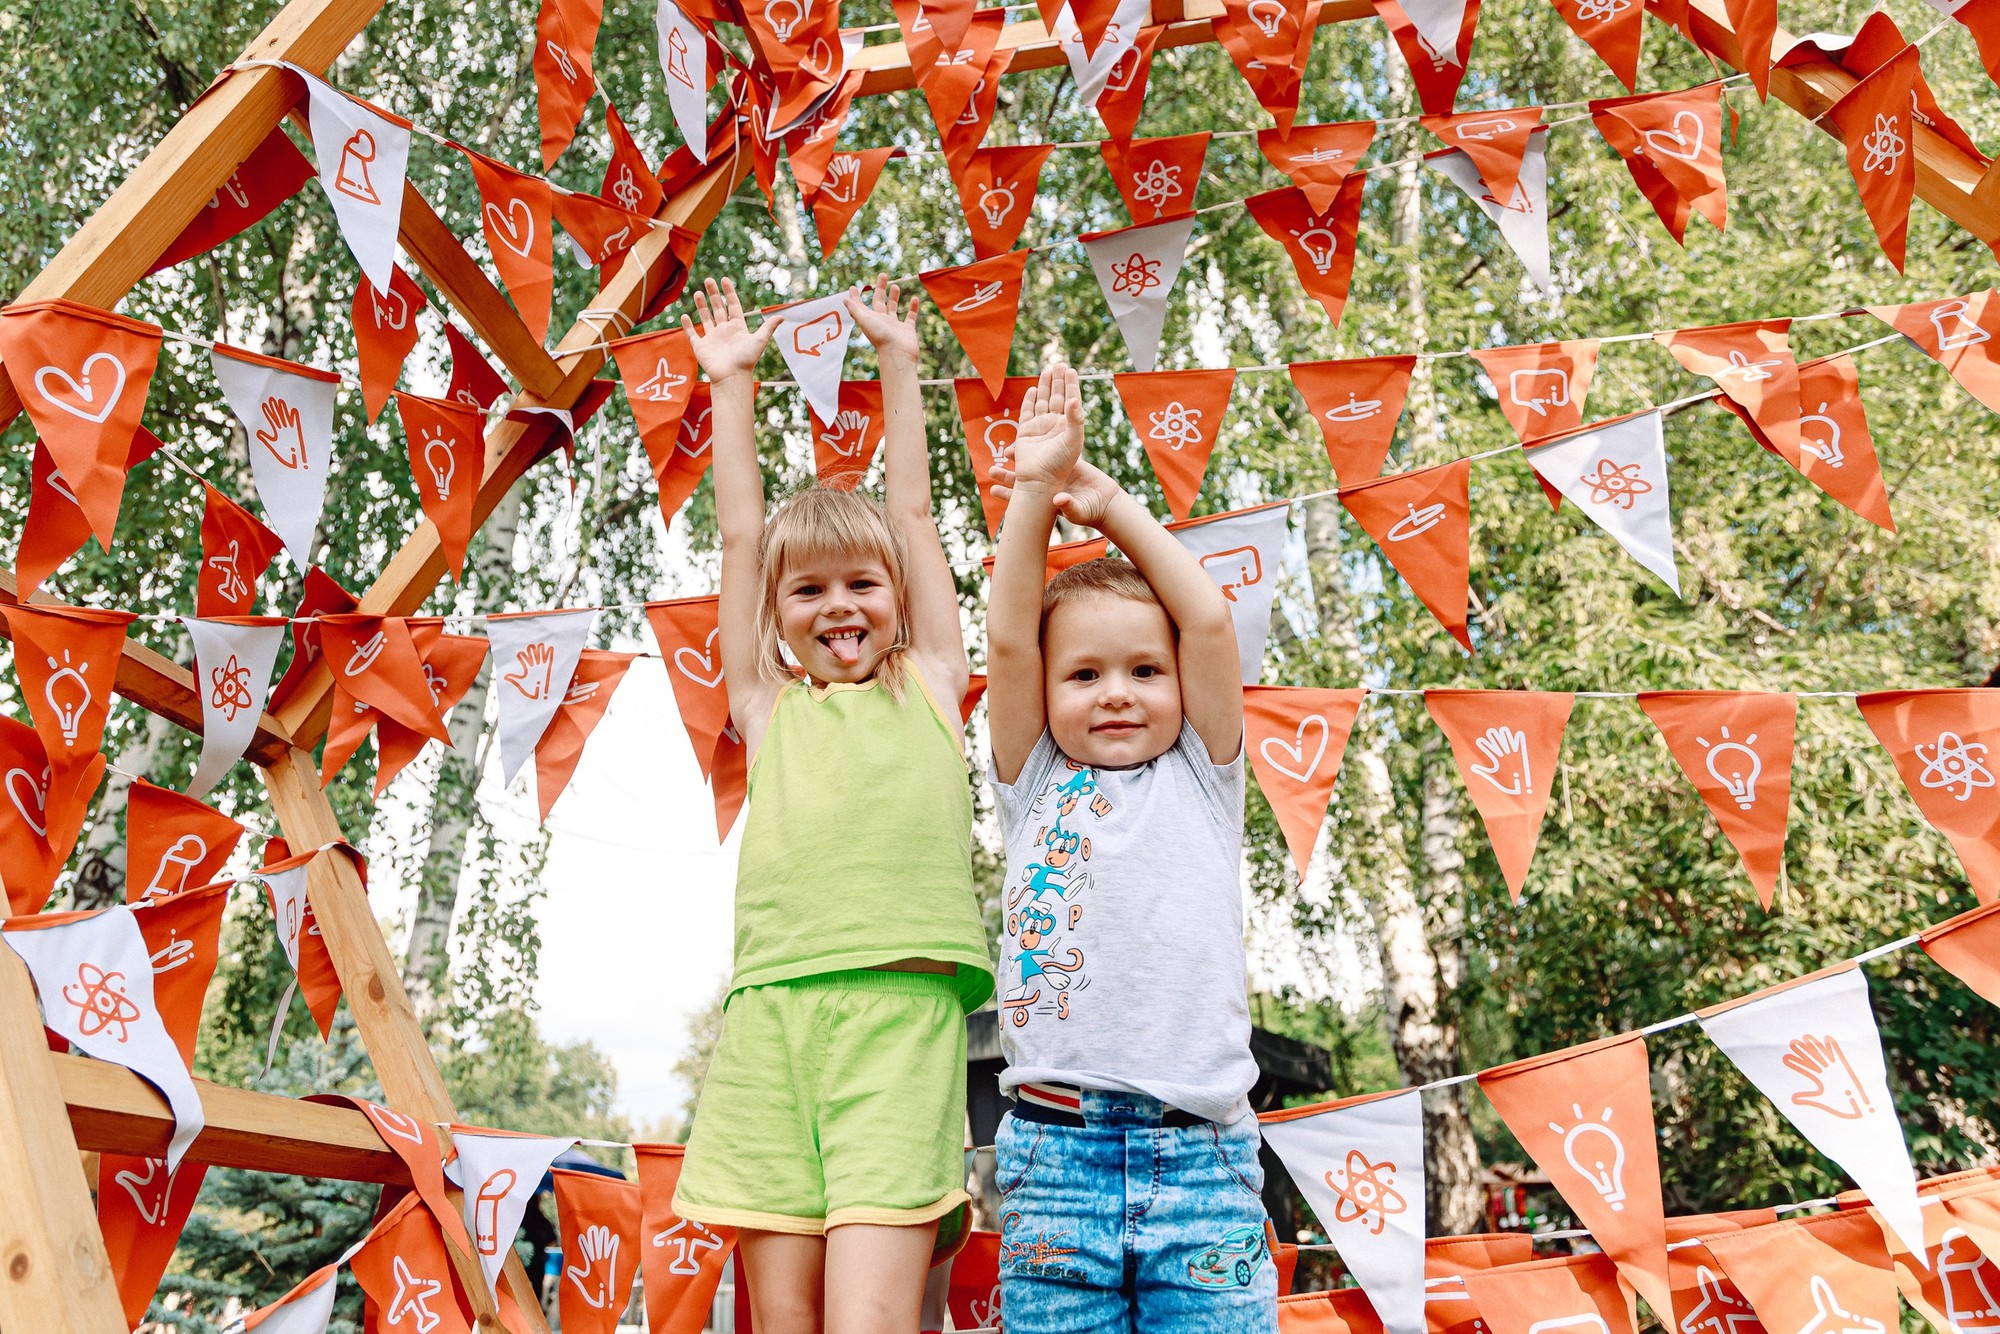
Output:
top-left (847, 277), bottom-right (968, 708)
top-left (986, 366), bottom-right (1085, 783)
top-left (684, 278), bottom-right (782, 744)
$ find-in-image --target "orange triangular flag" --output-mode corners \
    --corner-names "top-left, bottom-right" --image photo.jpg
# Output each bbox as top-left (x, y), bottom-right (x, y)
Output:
top-left (197, 483), bottom-right (284, 617)
top-left (16, 430), bottom-right (164, 594)
top-left (351, 1192), bottom-right (473, 1334)
top-left (810, 380), bottom-right (886, 489)
top-left (956, 375), bottom-right (1036, 537)
top-left (1657, 320), bottom-right (1802, 461)
top-left (371, 630), bottom-right (488, 794)
top-left (352, 265), bottom-right (428, 422)
top-left (1113, 368), bottom-right (1236, 520)
top-left (1921, 900), bottom-right (2000, 1008)
top-left (961, 672), bottom-right (988, 723)
top-left (1550, 0), bottom-right (1640, 88)
top-left (0, 715), bottom-right (100, 915)
top-left (463, 148), bottom-right (556, 342)
top-left (811, 147), bottom-right (903, 258)
top-left (1866, 290), bottom-right (2000, 414)
top-left (635, 1144), bottom-right (737, 1332)
top-left (1705, 1211), bottom-right (1899, 1334)
top-left (0, 299), bottom-right (162, 547)
top-left (1258, 121), bottom-right (1378, 213)
top-left (551, 1167), bottom-right (643, 1334)
top-left (1856, 689), bottom-right (2000, 903)
top-left (646, 596), bottom-right (732, 780)
top-left (1589, 83), bottom-right (1728, 243)
top-left (1424, 690), bottom-right (1573, 901)
top-left (914, 7), bottom-right (1006, 135)
top-left (535, 0), bottom-right (599, 166)
top-left (535, 649), bottom-right (637, 823)
top-left (609, 327), bottom-right (699, 457)
top-left (660, 382), bottom-right (719, 532)
top-left (1638, 691), bottom-right (1798, 909)
top-left (1290, 356), bottom-right (1415, 485)
top-left (710, 725), bottom-right (748, 840)
top-left (977, 535), bottom-right (1111, 585)
top-left (1422, 107), bottom-right (1545, 210)
top-left (922, 249), bottom-right (1029, 393)
top-left (1246, 178), bottom-right (1369, 324)
top-left (1471, 341), bottom-right (1599, 445)
top-left (1461, 1254), bottom-right (1638, 1334)
top-left (1093, 26), bottom-right (1162, 142)
top-left (1479, 1035), bottom-right (1673, 1319)
top-left (1722, 0), bottom-right (1778, 98)
top-left (956, 145), bottom-right (1054, 259)
top-left (1714, 354), bottom-right (1894, 531)
top-left (445, 323), bottom-right (507, 409)
top-left (1827, 47), bottom-right (1919, 271)
top-left (1101, 132), bottom-right (1211, 222)
top-left (943, 44), bottom-right (1015, 167)
top-left (782, 71), bottom-right (864, 204)
top-left (1376, 0), bottom-right (1481, 116)
top-left (1243, 686), bottom-right (1367, 882)
top-left (125, 779), bottom-right (243, 905)
top-left (1666, 1210), bottom-right (1776, 1334)
top-left (1281, 1288), bottom-right (1385, 1334)
top-left (1, 603), bottom-right (132, 830)
top-left (1213, 0), bottom-right (1319, 133)
top-left (1340, 459), bottom-right (1473, 650)
top-left (315, 614), bottom-right (452, 744)
top-left (395, 392), bottom-right (485, 579)
top-left (127, 882), bottom-right (227, 1063)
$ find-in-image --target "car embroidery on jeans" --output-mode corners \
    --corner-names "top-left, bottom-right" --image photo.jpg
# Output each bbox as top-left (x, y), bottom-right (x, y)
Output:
top-left (1187, 1224), bottom-right (1267, 1288)
top-left (1004, 760), bottom-right (1112, 1028)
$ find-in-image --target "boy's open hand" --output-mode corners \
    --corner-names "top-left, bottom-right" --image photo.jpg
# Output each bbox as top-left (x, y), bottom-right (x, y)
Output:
top-left (989, 363), bottom-right (1124, 529)
top-left (845, 274), bottom-right (920, 364)
top-left (684, 277), bottom-right (780, 382)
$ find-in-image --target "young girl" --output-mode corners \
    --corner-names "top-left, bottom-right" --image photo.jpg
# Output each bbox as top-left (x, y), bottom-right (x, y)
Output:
top-left (670, 276), bottom-right (994, 1333)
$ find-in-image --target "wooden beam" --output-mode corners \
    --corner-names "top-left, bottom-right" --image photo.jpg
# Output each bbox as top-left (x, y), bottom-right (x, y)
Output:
top-left (274, 141), bottom-right (751, 747)
top-left (1661, 0), bottom-right (1999, 247)
top-left (0, 0), bottom-right (393, 426)
top-left (849, 0), bottom-right (1374, 93)
top-left (256, 747), bottom-right (548, 1333)
top-left (0, 570), bottom-right (296, 768)
top-left (0, 949), bottom-right (132, 1330)
top-left (55, 1053), bottom-right (407, 1183)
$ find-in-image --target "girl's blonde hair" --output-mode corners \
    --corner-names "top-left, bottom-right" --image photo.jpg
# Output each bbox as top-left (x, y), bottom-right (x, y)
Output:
top-left (756, 486), bottom-right (913, 698)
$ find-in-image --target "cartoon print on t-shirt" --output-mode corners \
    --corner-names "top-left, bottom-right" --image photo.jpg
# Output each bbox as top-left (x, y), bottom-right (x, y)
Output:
top-left (1004, 759), bottom-right (1113, 1028)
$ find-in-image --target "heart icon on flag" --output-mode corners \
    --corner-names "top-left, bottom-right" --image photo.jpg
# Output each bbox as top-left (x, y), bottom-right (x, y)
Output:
top-left (6, 766), bottom-right (48, 836)
top-left (1262, 715), bottom-right (1329, 782)
top-left (1642, 111), bottom-right (1704, 162)
top-left (484, 196), bottom-right (537, 257)
top-left (35, 352), bottom-right (128, 424)
top-left (674, 631), bottom-right (724, 689)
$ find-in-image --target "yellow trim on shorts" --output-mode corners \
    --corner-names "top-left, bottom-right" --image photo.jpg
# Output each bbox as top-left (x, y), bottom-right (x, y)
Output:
top-left (824, 1188), bottom-right (970, 1231)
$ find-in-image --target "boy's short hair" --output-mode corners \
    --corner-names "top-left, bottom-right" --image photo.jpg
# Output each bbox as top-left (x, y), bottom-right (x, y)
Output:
top-left (1040, 557), bottom-right (1166, 639)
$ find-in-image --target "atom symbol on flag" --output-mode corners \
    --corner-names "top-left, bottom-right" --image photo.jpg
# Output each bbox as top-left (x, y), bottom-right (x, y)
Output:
top-left (62, 962), bottom-right (142, 1042)
top-left (1147, 400), bottom-right (1204, 450)
top-left (1860, 113), bottom-right (1905, 175)
top-left (1579, 458), bottom-right (1654, 510)
top-left (210, 653), bottom-right (255, 722)
top-left (1324, 1149), bottom-right (1407, 1235)
top-left (1574, 0), bottom-right (1630, 19)
top-left (1129, 160), bottom-right (1185, 214)
top-left (1111, 250), bottom-right (1163, 296)
top-left (1915, 730), bottom-right (1995, 802)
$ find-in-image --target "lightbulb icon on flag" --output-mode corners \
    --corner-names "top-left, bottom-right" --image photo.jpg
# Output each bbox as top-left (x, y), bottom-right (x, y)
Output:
top-left (1699, 726), bottom-right (1761, 809)
top-left (763, 0), bottom-right (808, 42)
top-left (422, 427), bottom-right (457, 500)
top-left (1551, 1105), bottom-right (1627, 1210)
top-left (1799, 402), bottom-right (1845, 468)
top-left (44, 649), bottom-right (93, 746)
top-left (1289, 222), bottom-right (1341, 274)
top-left (979, 180), bottom-right (1018, 230)
top-left (1247, 0), bottom-right (1288, 36)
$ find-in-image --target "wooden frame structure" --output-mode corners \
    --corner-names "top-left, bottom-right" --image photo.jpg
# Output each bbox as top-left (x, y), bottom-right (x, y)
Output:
top-left (0, 0), bottom-right (1993, 1327)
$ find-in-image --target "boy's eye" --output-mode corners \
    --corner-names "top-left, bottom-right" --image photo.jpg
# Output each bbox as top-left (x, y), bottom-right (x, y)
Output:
top-left (1133, 665), bottom-right (1160, 679)
top-left (1072, 668), bottom-right (1098, 682)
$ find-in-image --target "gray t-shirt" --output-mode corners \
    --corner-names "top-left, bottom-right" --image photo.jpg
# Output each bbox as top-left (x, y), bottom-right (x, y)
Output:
top-left (989, 721), bottom-right (1257, 1125)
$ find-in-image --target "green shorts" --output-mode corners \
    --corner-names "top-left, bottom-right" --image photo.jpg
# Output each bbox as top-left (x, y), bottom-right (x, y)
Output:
top-left (674, 969), bottom-right (971, 1236)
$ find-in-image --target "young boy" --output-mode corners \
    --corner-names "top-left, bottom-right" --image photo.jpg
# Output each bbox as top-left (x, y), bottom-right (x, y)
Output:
top-left (983, 363), bottom-right (1271, 1331)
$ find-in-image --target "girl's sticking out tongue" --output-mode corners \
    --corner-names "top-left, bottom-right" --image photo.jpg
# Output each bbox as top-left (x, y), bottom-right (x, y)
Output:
top-left (824, 628), bottom-right (864, 665)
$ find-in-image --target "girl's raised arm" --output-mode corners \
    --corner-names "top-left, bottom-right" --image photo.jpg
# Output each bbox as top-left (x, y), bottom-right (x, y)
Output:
top-left (684, 278), bottom-right (783, 746)
top-left (846, 277), bottom-right (969, 712)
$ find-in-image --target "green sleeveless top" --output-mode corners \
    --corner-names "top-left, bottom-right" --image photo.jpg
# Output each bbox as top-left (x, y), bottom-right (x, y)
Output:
top-left (732, 663), bottom-right (995, 1012)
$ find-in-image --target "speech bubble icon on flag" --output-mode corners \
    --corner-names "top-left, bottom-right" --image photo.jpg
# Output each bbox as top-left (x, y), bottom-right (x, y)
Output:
top-left (1510, 368), bottom-right (1571, 415)
top-left (792, 312), bottom-right (846, 356)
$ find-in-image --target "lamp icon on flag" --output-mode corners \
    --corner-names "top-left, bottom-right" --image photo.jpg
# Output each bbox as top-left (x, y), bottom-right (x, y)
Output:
top-left (1289, 222), bottom-right (1341, 274)
top-left (1699, 726), bottom-right (1761, 809)
top-left (1247, 0), bottom-right (1287, 36)
top-left (44, 650), bottom-right (93, 746)
top-left (1551, 1105), bottom-right (1627, 1211)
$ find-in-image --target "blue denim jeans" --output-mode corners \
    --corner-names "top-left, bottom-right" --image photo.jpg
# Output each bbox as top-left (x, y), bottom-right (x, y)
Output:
top-left (995, 1092), bottom-right (1279, 1333)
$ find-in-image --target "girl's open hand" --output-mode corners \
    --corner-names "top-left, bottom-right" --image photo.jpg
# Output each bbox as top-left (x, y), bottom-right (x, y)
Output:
top-left (684, 277), bottom-right (780, 383)
top-left (844, 275), bottom-right (920, 365)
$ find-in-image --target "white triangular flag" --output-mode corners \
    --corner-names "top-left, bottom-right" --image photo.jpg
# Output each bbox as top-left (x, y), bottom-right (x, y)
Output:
top-left (1, 907), bottom-right (205, 1167)
top-left (487, 609), bottom-right (597, 784)
top-left (1081, 215), bottom-right (1197, 373)
top-left (210, 345), bottom-right (340, 571)
top-left (770, 293), bottom-right (853, 425)
top-left (262, 862), bottom-right (313, 972)
top-left (1261, 1090), bottom-right (1428, 1334)
top-left (1168, 502), bottom-right (1292, 683)
top-left (1400, 0), bottom-right (1473, 66)
top-left (1054, 0), bottom-right (1153, 102)
top-left (1523, 410), bottom-right (1680, 594)
top-left (450, 1129), bottom-right (579, 1297)
top-left (1699, 967), bottom-right (1925, 1260)
top-left (225, 1264), bottom-right (339, 1334)
top-left (1428, 127), bottom-right (1550, 291)
top-left (298, 68), bottom-right (411, 294)
top-left (657, 0), bottom-right (711, 161)
top-left (184, 617), bottom-right (288, 799)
